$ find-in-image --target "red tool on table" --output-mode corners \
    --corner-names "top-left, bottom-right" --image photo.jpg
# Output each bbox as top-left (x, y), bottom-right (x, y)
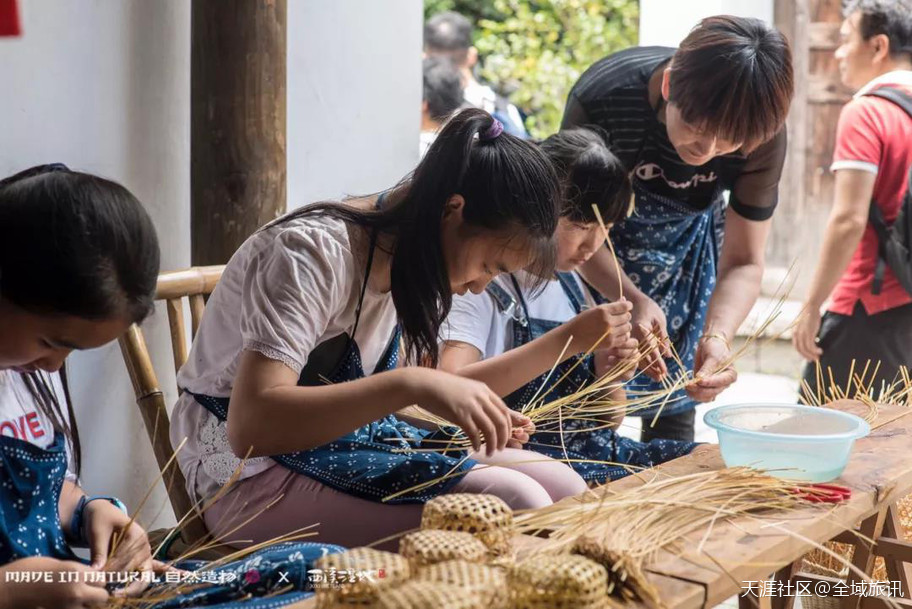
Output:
top-left (793, 483), bottom-right (852, 503)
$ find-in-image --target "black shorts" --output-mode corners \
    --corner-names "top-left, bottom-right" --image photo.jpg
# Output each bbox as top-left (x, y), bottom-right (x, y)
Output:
top-left (801, 301), bottom-right (912, 401)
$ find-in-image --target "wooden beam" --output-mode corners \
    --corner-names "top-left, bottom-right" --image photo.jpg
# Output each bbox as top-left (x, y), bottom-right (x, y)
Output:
top-left (809, 23), bottom-right (840, 50)
top-left (772, 563), bottom-right (799, 609)
top-left (877, 537), bottom-right (912, 565)
top-left (878, 506), bottom-right (912, 596)
top-left (191, 0), bottom-right (287, 266)
top-left (809, 75), bottom-right (854, 104)
top-left (861, 597), bottom-right (912, 609)
top-left (769, 0), bottom-right (809, 272)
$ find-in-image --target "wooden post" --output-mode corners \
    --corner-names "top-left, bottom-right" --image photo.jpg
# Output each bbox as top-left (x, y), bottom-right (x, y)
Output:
top-left (191, 0), bottom-right (287, 266)
top-left (770, 0), bottom-right (809, 283)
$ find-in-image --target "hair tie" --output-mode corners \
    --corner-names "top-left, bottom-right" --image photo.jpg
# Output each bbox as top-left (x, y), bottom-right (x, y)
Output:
top-left (480, 119), bottom-right (504, 141)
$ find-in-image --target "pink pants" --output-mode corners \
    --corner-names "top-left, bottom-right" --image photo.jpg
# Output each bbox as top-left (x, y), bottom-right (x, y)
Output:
top-left (202, 448), bottom-right (586, 551)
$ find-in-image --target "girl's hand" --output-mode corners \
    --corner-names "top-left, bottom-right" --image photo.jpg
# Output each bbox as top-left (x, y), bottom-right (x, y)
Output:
top-left (506, 417), bottom-right (535, 449)
top-left (686, 334), bottom-right (738, 402)
top-left (0, 556), bottom-right (109, 609)
top-left (410, 369), bottom-right (522, 457)
top-left (593, 337), bottom-right (639, 382)
top-left (84, 500), bottom-right (152, 578)
top-left (630, 295), bottom-right (670, 381)
top-left (566, 300), bottom-right (633, 354)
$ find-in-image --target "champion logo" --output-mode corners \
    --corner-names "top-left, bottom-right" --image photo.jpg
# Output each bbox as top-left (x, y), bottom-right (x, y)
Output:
top-left (634, 162), bottom-right (718, 190)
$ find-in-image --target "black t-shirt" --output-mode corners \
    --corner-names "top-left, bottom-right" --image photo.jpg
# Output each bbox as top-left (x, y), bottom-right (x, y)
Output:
top-left (562, 46), bottom-right (786, 221)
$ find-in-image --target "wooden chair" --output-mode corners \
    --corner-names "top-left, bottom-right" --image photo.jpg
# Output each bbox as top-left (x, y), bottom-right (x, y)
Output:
top-left (118, 266), bottom-right (224, 549)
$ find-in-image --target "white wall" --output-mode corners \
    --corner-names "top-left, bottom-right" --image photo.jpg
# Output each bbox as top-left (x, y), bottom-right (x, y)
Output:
top-left (639, 0), bottom-right (774, 47)
top-left (288, 1), bottom-right (423, 207)
top-left (0, 0), bottom-right (192, 533)
top-left (0, 0), bottom-right (421, 531)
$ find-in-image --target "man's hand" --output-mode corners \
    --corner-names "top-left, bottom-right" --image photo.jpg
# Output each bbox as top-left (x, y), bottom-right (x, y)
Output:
top-left (686, 335), bottom-right (737, 402)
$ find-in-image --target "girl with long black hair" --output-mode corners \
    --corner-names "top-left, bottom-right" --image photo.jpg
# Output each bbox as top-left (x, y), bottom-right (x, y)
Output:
top-left (0, 165), bottom-right (351, 608)
top-left (0, 164), bottom-right (161, 607)
top-left (172, 109), bottom-right (589, 551)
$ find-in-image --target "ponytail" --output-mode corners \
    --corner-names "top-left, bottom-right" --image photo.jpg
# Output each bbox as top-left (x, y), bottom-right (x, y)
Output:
top-left (272, 108), bottom-right (560, 365)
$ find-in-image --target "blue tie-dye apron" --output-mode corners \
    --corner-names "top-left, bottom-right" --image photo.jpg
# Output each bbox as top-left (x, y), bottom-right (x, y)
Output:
top-left (190, 227), bottom-right (474, 504)
top-left (488, 273), bottom-right (698, 484)
top-left (614, 180), bottom-right (725, 419)
top-left (0, 434), bottom-right (78, 563)
top-left (0, 433), bottom-right (344, 607)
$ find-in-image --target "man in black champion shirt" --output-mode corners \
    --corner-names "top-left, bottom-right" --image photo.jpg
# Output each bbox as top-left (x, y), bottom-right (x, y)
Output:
top-left (563, 16), bottom-right (794, 442)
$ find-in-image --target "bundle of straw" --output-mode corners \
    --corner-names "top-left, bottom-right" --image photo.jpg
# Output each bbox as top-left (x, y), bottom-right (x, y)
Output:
top-left (573, 535), bottom-right (663, 609)
top-left (101, 445), bottom-right (328, 608)
top-left (382, 276), bottom-right (794, 504)
top-left (801, 361), bottom-right (912, 422)
top-left (514, 467), bottom-right (826, 605)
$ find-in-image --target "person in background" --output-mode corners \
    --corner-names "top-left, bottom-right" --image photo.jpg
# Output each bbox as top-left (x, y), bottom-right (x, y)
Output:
top-left (421, 56), bottom-right (465, 157)
top-left (562, 16), bottom-right (794, 443)
top-left (794, 1), bottom-right (912, 397)
top-left (424, 10), bottom-right (528, 138)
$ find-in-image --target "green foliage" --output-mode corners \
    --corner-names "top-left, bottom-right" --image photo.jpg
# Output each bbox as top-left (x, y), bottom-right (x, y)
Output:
top-left (424, 0), bottom-right (639, 139)
top-left (424, 0), bottom-right (504, 22)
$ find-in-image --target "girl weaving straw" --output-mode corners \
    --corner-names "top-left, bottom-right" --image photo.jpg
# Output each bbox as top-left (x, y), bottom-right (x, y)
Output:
top-left (0, 164), bottom-right (163, 608)
top-left (0, 165), bottom-right (342, 609)
top-left (439, 129), bottom-right (700, 484)
top-left (171, 109), bottom-right (588, 551)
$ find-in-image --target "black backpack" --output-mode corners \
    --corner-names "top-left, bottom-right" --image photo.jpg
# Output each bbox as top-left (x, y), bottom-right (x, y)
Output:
top-left (864, 86), bottom-right (912, 295)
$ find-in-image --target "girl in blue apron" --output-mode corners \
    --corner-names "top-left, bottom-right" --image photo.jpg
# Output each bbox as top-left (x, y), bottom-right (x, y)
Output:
top-left (440, 129), bottom-right (700, 485)
top-left (171, 109), bottom-right (588, 553)
top-left (0, 165), bottom-right (342, 608)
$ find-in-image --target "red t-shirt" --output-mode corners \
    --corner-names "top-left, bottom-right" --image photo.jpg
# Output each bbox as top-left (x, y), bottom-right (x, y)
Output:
top-left (829, 71), bottom-right (912, 316)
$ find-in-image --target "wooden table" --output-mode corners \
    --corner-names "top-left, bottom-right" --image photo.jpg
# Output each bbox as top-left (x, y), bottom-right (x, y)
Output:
top-left (614, 400), bottom-right (912, 609)
top-left (288, 400), bottom-right (912, 609)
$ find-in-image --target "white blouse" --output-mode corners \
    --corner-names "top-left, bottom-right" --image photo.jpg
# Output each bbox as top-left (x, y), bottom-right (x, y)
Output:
top-left (170, 212), bottom-right (398, 502)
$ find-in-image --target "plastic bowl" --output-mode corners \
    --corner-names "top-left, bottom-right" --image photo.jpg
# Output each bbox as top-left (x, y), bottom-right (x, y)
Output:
top-left (703, 404), bottom-right (870, 482)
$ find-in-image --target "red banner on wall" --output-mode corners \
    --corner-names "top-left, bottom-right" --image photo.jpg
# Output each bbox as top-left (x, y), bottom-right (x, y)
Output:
top-left (0, 0), bottom-right (21, 37)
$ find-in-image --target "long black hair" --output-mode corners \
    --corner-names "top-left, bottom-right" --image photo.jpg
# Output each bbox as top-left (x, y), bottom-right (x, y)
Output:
top-left (540, 128), bottom-right (632, 225)
top-left (0, 164), bottom-right (161, 474)
top-left (272, 109), bottom-right (561, 365)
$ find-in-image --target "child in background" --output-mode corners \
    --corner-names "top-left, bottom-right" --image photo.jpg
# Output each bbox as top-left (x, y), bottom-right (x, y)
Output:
top-left (440, 129), bottom-right (700, 484)
top-left (171, 109), bottom-right (589, 552)
top-left (0, 165), bottom-right (342, 609)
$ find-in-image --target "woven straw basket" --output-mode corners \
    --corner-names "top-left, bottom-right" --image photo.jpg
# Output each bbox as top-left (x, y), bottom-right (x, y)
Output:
top-left (416, 559), bottom-right (509, 608)
top-left (421, 493), bottom-right (515, 561)
top-left (509, 553), bottom-right (612, 609)
top-left (399, 529), bottom-right (490, 569)
top-left (313, 547), bottom-right (410, 607)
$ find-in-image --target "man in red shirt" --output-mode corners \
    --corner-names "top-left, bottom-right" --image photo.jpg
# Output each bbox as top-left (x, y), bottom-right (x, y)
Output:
top-left (794, 0), bottom-right (912, 398)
